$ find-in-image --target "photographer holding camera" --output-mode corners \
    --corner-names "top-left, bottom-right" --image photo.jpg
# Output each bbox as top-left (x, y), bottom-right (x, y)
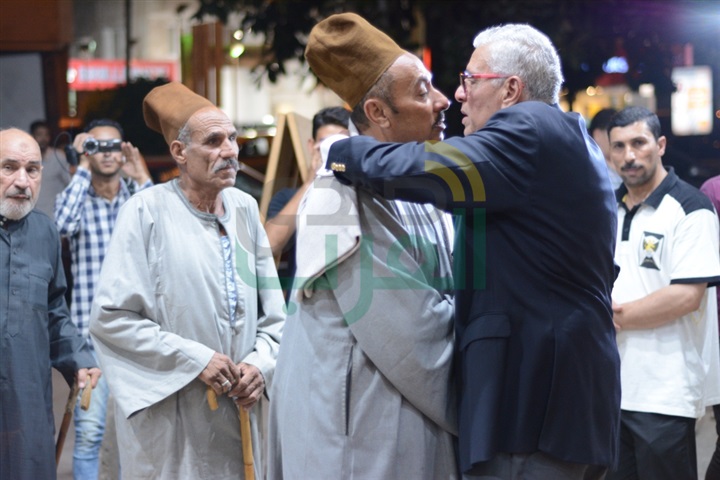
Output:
top-left (55, 118), bottom-right (152, 480)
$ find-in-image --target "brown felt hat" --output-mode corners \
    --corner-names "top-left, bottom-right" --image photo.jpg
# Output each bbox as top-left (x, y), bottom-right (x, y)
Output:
top-left (305, 13), bottom-right (404, 108)
top-left (143, 82), bottom-right (216, 146)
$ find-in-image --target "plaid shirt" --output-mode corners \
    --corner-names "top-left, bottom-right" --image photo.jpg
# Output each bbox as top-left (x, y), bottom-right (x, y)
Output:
top-left (55, 167), bottom-right (152, 349)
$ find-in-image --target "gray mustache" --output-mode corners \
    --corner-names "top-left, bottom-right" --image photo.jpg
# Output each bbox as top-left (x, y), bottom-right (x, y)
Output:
top-left (7, 188), bottom-right (31, 199)
top-left (213, 158), bottom-right (240, 173)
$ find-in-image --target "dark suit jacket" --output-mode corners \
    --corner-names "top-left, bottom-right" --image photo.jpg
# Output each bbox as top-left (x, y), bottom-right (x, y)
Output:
top-left (329, 101), bottom-right (621, 472)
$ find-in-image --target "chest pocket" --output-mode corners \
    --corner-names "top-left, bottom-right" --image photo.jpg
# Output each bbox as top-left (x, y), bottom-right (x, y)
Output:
top-left (7, 264), bottom-right (52, 337)
top-left (28, 264), bottom-right (52, 310)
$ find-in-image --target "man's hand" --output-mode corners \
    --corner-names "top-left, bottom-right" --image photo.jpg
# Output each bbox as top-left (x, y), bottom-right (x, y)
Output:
top-left (121, 141), bottom-right (151, 185)
top-left (229, 363), bottom-right (265, 410)
top-left (198, 352), bottom-right (241, 396)
top-left (76, 367), bottom-right (102, 389)
top-left (72, 133), bottom-right (92, 169)
top-left (612, 301), bottom-right (623, 331)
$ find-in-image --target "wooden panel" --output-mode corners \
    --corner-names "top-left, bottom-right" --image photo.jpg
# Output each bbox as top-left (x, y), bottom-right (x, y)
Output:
top-left (286, 112), bottom-right (313, 182)
top-left (190, 22), bottom-right (223, 105)
top-left (0, 0), bottom-right (73, 51)
top-left (258, 112), bottom-right (312, 220)
top-left (41, 49), bottom-right (70, 134)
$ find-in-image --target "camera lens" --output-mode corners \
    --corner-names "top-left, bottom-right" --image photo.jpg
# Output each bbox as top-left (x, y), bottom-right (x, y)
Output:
top-left (83, 138), bottom-right (99, 155)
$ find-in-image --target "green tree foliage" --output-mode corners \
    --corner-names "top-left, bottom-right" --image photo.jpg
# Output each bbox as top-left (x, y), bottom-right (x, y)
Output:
top-left (192, 0), bottom-right (708, 100)
top-left (193, 0), bottom-right (419, 82)
top-left (193, 0), bottom-right (718, 159)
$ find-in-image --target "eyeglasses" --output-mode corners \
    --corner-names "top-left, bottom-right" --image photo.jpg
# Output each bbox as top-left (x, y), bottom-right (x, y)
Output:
top-left (459, 70), bottom-right (509, 94)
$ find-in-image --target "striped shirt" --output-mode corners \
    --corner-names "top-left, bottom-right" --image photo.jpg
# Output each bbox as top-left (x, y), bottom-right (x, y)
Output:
top-left (55, 167), bottom-right (152, 349)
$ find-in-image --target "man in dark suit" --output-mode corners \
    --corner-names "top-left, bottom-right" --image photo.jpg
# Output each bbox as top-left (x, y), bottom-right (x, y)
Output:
top-left (325, 23), bottom-right (620, 478)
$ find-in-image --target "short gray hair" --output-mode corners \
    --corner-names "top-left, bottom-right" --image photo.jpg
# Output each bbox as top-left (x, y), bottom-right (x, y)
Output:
top-left (176, 121), bottom-right (192, 145)
top-left (473, 24), bottom-right (563, 105)
top-left (350, 68), bottom-right (398, 132)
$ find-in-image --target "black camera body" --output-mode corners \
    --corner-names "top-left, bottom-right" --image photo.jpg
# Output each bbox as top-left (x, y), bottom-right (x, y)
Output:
top-left (64, 137), bottom-right (123, 166)
top-left (83, 138), bottom-right (122, 155)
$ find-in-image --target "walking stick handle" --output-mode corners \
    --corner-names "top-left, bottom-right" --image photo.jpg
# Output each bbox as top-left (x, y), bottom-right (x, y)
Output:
top-left (206, 385), bottom-right (219, 410)
top-left (80, 381), bottom-right (93, 411)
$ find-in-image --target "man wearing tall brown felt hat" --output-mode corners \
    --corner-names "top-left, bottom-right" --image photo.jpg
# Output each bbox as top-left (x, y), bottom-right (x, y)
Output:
top-left (89, 82), bottom-right (285, 479)
top-left (268, 13), bottom-right (458, 479)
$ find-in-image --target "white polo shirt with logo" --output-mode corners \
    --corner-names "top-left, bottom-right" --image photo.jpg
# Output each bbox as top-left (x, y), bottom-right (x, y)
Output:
top-left (613, 169), bottom-right (720, 419)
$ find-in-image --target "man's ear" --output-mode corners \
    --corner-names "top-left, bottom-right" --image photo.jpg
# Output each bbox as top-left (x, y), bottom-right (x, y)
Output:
top-left (364, 98), bottom-right (391, 129)
top-left (170, 140), bottom-right (186, 165)
top-left (657, 135), bottom-right (667, 157)
top-left (501, 76), bottom-right (524, 107)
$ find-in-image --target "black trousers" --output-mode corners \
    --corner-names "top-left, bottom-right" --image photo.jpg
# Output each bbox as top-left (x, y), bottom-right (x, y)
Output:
top-left (465, 451), bottom-right (607, 480)
top-left (706, 404), bottom-right (720, 480)
top-left (607, 410), bottom-right (696, 480)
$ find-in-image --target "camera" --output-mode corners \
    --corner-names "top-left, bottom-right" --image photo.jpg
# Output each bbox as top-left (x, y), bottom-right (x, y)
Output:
top-left (63, 136), bottom-right (123, 166)
top-left (83, 138), bottom-right (122, 155)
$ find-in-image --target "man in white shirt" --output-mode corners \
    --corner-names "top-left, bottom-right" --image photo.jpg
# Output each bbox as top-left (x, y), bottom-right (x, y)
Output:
top-left (608, 106), bottom-right (720, 480)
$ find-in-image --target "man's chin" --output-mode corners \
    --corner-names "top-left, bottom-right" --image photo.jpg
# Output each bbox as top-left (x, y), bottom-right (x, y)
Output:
top-left (96, 167), bottom-right (122, 178)
top-left (217, 172), bottom-right (237, 188)
top-left (0, 200), bottom-right (33, 220)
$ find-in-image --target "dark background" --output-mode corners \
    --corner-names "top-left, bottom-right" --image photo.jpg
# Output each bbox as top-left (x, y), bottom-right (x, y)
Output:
top-left (191, 0), bottom-right (720, 184)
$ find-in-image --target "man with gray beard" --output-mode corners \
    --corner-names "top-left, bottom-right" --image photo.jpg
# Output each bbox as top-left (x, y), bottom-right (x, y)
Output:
top-left (0, 128), bottom-right (99, 480)
top-left (89, 83), bottom-right (285, 479)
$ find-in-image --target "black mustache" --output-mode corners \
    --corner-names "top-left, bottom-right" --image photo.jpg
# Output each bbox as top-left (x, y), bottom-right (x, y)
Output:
top-left (621, 163), bottom-right (641, 171)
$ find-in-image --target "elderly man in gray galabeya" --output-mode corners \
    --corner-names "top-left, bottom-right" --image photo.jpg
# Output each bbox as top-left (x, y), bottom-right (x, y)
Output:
top-left (89, 83), bottom-right (285, 479)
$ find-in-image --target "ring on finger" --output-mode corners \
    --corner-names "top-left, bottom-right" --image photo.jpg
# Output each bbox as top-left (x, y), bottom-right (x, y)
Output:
top-left (221, 380), bottom-right (231, 390)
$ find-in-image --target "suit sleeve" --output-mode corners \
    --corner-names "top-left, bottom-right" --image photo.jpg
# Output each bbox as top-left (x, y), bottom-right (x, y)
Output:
top-left (329, 107), bottom-right (539, 212)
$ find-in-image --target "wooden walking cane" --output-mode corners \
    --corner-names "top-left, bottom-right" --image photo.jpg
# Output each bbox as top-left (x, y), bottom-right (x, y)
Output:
top-left (238, 406), bottom-right (255, 480)
top-left (56, 380), bottom-right (93, 466)
top-left (206, 386), bottom-right (255, 480)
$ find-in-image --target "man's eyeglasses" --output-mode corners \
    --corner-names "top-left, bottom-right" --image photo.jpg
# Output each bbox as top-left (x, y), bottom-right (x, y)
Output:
top-left (459, 70), bottom-right (509, 94)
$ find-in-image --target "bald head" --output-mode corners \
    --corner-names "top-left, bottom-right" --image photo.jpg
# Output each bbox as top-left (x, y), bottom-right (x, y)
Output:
top-left (1, 128), bottom-right (40, 153)
top-left (0, 128), bottom-right (43, 220)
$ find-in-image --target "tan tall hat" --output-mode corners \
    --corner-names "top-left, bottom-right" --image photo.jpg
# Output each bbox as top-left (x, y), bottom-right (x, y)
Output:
top-left (305, 13), bottom-right (404, 108)
top-left (143, 82), bottom-right (215, 146)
